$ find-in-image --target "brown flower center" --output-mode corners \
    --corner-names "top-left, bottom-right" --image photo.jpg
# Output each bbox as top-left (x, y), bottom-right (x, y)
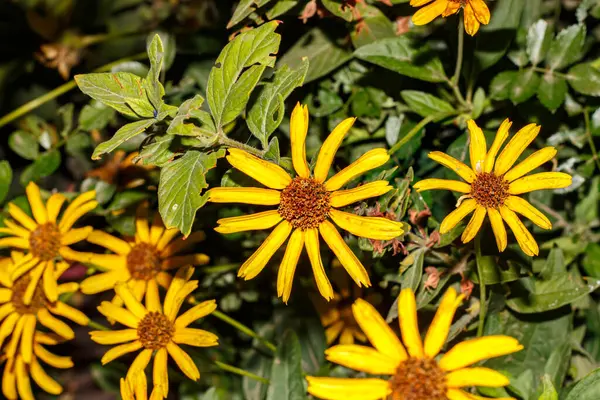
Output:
top-left (11, 275), bottom-right (47, 315)
top-left (389, 357), bottom-right (447, 400)
top-left (137, 312), bottom-right (174, 350)
top-left (278, 177), bottom-right (331, 230)
top-left (126, 243), bottom-right (161, 280)
top-left (29, 223), bottom-right (61, 261)
top-left (470, 172), bottom-right (509, 208)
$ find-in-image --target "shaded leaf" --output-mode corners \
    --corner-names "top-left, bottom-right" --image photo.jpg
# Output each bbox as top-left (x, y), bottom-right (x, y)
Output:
top-left (92, 119), bottom-right (155, 160)
top-left (546, 24), bottom-right (586, 71)
top-left (0, 161), bottom-right (12, 204)
top-left (568, 63), bottom-right (600, 97)
top-left (401, 90), bottom-right (454, 119)
top-left (564, 368), bottom-right (600, 400)
top-left (527, 20), bottom-right (552, 65)
top-left (20, 150), bottom-right (61, 185)
top-left (510, 69), bottom-right (541, 104)
top-left (9, 130), bottom-right (38, 160)
top-left (266, 330), bottom-right (307, 400)
top-left (537, 73), bottom-right (567, 112)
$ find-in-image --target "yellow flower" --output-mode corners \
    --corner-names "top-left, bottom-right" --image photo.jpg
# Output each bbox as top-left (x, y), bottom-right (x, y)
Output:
top-left (411, 0), bottom-right (491, 36)
top-left (0, 182), bottom-right (96, 304)
top-left (0, 252), bottom-right (89, 365)
top-left (2, 330), bottom-right (74, 400)
top-left (307, 287), bottom-right (523, 400)
top-left (90, 267), bottom-right (218, 400)
top-left (70, 205), bottom-right (209, 304)
top-left (208, 103), bottom-right (404, 303)
top-left (414, 120), bottom-right (572, 256)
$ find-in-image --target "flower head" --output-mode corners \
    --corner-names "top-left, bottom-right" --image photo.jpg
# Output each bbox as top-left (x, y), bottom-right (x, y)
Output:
top-left (411, 0), bottom-right (491, 36)
top-left (90, 266), bottom-right (218, 400)
top-left (307, 287), bottom-right (523, 400)
top-left (208, 103), bottom-right (404, 303)
top-left (70, 205), bottom-right (209, 303)
top-left (86, 150), bottom-right (154, 189)
top-left (414, 120), bottom-right (572, 256)
top-left (0, 182), bottom-right (96, 304)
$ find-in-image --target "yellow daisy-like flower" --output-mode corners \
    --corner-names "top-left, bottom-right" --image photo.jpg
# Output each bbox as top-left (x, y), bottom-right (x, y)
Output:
top-left (90, 266), bottom-right (218, 400)
top-left (307, 287), bottom-right (523, 400)
top-left (411, 0), bottom-right (491, 36)
top-left (2, 330), bottom-right (74, 400)
top-left (414, 120), bottom-right (572, 256)
top-left (208, 103), bottom-right (404, 302)
top-left (0, 252), bottom-right (89, 365)
top-left (0, 182), bottom-right (96, 304)
top-left (70, 206), bottom-right (209, 304)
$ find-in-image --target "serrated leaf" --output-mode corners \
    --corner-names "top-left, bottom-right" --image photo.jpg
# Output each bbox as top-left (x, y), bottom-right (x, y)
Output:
top-left (207, 21), bottom-right (281, 129)
top-left (0, 161), bottom-right (12, 204)
top-left (20, 150), bottom-right (61, 186)
top-left (247, 59), bottom-right (309, 147)
top-left (158, 150), bottom-right (224, 235)
top-left (9, 130), bottom-right (39, 160)
top-left (400, 90), bottom-right (454, 119)
top-left (168, 95), bottom-right (211, 136)
top-left (564, 368), bottom-right (600, 400)
top-left (354, 36), bottom-right (446, 83)
top-left (510, 68), bottom-right (541, 104)
top-left (266, 330), bottom-right (307, 400)
top-left (546, 24), bottom-right (586, 71)
top-left (92, 119), bottom-right (154, 160)
top-left (143, 34), bottom-right (166, 110)
top-left (527, 20), bottom-right (552, 65)
top-left (138, 135), bottom-right (176, 167)
top-left (490, 71), bottom-right (518, 100)
top-left (537, 73), bottom-right (567, 112)
top-left (568, 62), bottom-right (600, 97)
top-left (540, 247), bottom-right (566, 280)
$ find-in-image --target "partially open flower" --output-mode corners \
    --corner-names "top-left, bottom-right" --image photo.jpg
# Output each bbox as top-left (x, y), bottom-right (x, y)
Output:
top-left (410, 0), bottom-right (491, 36)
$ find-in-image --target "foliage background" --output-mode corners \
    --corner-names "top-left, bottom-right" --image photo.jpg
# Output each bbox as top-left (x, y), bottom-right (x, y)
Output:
top-left (1, 0), bottom-right (600, 399)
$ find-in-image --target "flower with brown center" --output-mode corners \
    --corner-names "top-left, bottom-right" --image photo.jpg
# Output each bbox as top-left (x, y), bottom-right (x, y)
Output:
top-left (0, 182), bottom-right (96, 304)
top-left (307, 287), bottom-right (524, 400)
top-left (90, 267), bottom-right (219, 400)
top-left (410, 0), bottom-right (491, 36)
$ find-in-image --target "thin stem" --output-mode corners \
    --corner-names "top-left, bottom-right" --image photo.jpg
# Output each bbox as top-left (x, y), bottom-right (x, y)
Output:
top-left (475, 235), bottom-right (486, 337)
top-left (212, 310), bottom-right (277, 353)
top-left (0, 52), bottom-right (147, 129)
top-left (202, 263), bottom-right (240, 274)
top-left (88, 320), bottom-right (110, 331)
top-left (218, 134), bottom-right (265, 157)
top-left (452, 18), bottom-right (465, 86)
top-left (388, 113), bottom-right (461, 156)
top-left (583, 107), bottom-right (600, 171)
top-left (532, 67), bottom-right (569, 79)
top-left (214, 360), bottom-right (270, 384)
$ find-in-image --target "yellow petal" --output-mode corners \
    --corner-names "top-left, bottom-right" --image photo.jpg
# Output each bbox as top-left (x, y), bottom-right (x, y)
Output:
top-left (330, 209), bottom-right (404, 241)
top-left (494, 124), bottom-right (540, 175)
top-left (90, 329), bottom-right (139, 345)
top-left (101, 340), bottom-right (143, 365)
top-left (2, 358), bottom-right (17, 400)
top-left (115, 283), bottom-right (147, 319)
top-left (2, 220), bottom-right (30, 238)
top-left (423, 287), bottom-right (464, 358)
top-left (149, 213), bottom-right (165, 246)
top-left (429, 151), bottom-right (476, 183)
top-left (15, 356), bottom-right (34, 400)
top-left (60, 226), bottom-right (92, 245)
top-left (145, 279), bottom-right (161, 313)
top-left (46, 193), bottom-right (66, 223)
top-left (8, 203), bottom-right (36, 231)
top-left (155, 228), bottom-right (180, 251)
top-left (314, 117), bottom-right (357, 182)
top-left (207, 187), bottom-right (281, 205)
top-left (172, 328), bottom-right (219, 347)
top-left (447, 389), bottom-right (478, 400)
top-left (463, 3), bottom-right (481, 35)
top-left (442, 1), bottom-right (460, 17)
top-left (50, 301), bottom-right (90, 326)
top-left (461, 206), bottom-right (486, 244)
top-left (238, 221), bottom-right (292, 280)
top-left (58, 200), bottom-right (98, 233)
top-left (277, 229), bottom-right (304, 303)
top-left (319, 221), bottom-right (370, 288)
top-left (37, 309), bottom-right (74, 340)
top-left (325, 344), bottom-right (398, 375)
top-left (175, 299), bottom-right (217, 329)
top-left (446, 367), bottom-right (510, 388)
top-left (87, 230), bottom-right (132, 255)
top-left (80, 270), bottom-right (125, 294)
top-left (159, 231), bottom-right (206, 257)
top-left (0, 237), bottom-right (29, 249)
top-left (163, 266), bottom-right (193, 316)
top-left (504, 196), bottom-right (551, 230)
top-left (59, 190), bottom-right (96, 225)
top-left (43, 261), bottom-right (58, 302)
top-left (410, 0), bottom-right (434, 7)
top-left (167, 342), bottom-right (200, 381)
top-left (34, 343), bottom-right (73, 368)
top-left (153, 348), bottom-right (169, 398)
top-left (30, 357), bottom-right (62, 395)
top-left (324, 148), bottom-right (389, 192)
top-left (306, 377), bottom-right (392, 400)
top-left (470, 0), bottom-right (491, 24)
top-left (508, 172), bottom-right (572, 194)
top-left (488, 208), bottom-right (507, 252)
top-left (467, 120), bottom-right (487, 172)
top-left (227, 148), bottom-right (291, 189)
top-left (440, 199), bottom-right (477, 234)
top-left (215, 210), bottom-right (282, 234)
top-left (26, 182), bottom-right (48, 224)
top-left (305, 228), bottom-right (334, 301)
top-left (325, 320), bottom-right (344, 345)
top-left (165, 280), bottom-right (198, 320)
top-left (135, 205), bottom-right (150, 242)
top-left (330, 181), bottom-right (392, 207)
top-left (484, 119), bottom-right (512, 173)
top-left (412, 0), bottom-right (447, 25)
top-left (351, 298), bottom-right (407, 364)
top-left (499, 206), bottom-right (539, 256)
top-left (23, 263), bottom-right (45, 305)
top-left (20, 315), bottom-right (36, 363)
top-left (61, 248), bottom-right (127, 271)
top-left (290, 103), bottom-right (311, 178)
top-left (97, 302), bottom-right (139, 328)
top-left (398, 288), bottom-right (423, 358)
top-left (413, 179), bottom-right (471, 193)
top-left (162, 254), bottom-right (210, 270)
top-left (504, 147), bottom-right (557, 182)
top-left (440, 335), bottom-right (523, 371)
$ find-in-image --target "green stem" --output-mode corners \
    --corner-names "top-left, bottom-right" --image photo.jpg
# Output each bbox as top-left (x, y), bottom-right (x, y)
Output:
top-left (202, 263), bottom-right (240, 274)
top-left (214, 360), bottom-right (270, 384)
top-left (388, 115), bottom-right (436, 156)
top-left (212, 310), bottom-right (277, 353)
top-left (475, 235), bottom-right (486, 337)
top-left (88, 320), bottom-right (110, 331)
top-left (452, 18), bottom-right (465, 86)
top-left (218, 134), bottom-right (265, 158)
top-left (532, 67), bottom-right (569, 79)
top-left (584, 108), bottom-right (600, 171)
top-left (0, 52), bottom-right (147, 129)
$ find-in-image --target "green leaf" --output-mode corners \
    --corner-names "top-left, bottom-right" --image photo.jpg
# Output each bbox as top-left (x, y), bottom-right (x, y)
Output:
top-left (137, 135), bottom-right (176, 167)
top-left (472, 88), bottom-right (486, 119)
top-left (490, 71), bottom-right (518, 100)
top-left (321, 0), bottom-right (354, 21)
top-left (400, 90), bottom-right (454, 119)
top-left (583, 243), bottom-right (600, 278)
top-left (527, 19), bottom-right (553, 65)
top-left (9, 130), bottom-right (39, 160)
top-left (78, 101), bottom-right (115, 131)
top-left (207, 21), bottom-right (281, 129)
top-left (228, 0), bottom-right (275, 28)
top-left (537, 73), bottom-right (567, 112)
top-left (266, 330), bottom-right (307, 400)
top-left (158, 150), bottom-right (224, 235)
top-left (510, 68), bottom-right (541, 104)
top-left (540, 247), bottom-right (566, 279)
top-left (278, 28), bottom-right (352, 84)
top-left (20, 150), bottom-right (61, 186)
top-left (349, 4), bottom-right (395, 47)
top-left (0, 161), bottom-right (12, 204)
top-left (546, 24), bottom-right (586, 71)
top-left (75, 72), bottom-right (155, 119)
top-left (247, 59), bottom-right (309, 147)
top-left (168, 95), bottom-right (212, 136)
top-left (400, 248), bottom-right (424, 292)
top-left (106, 191), bottom-right (150, 212)
top-left (143, 34), bottom-right (166, 111)
top-left (92, 119), bottom-right (155, 160)
top-left (564, 368), bottom-right (600, 400)
top-left (354, 36), bottom-right (446, 83)
top-left (568, 62), bottom-right (600, 97)
top-left (266, 0), bottom-right (298, 19)
top-left (472, 256), bottom-right (521, 284)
